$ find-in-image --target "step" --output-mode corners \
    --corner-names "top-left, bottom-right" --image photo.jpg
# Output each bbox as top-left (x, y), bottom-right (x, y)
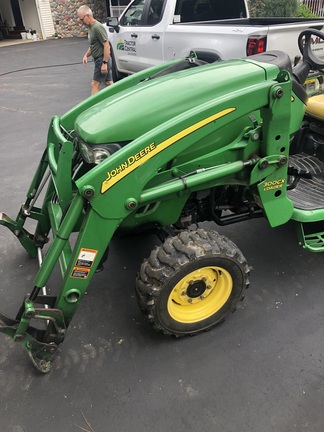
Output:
top-left (296, 221), bottom-right (324, 252)
top-left (287, 153), bottom-right (324, 210)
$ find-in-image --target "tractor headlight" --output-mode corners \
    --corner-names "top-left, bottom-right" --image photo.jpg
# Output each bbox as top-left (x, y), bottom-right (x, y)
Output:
top-left (78, 140), bottom-right (122, 165)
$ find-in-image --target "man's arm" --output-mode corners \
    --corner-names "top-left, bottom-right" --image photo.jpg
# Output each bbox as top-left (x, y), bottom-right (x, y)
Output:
top-left (83, 47), bottom-right (91, 65)
top-left (101, 41), bottom-right (111, 73)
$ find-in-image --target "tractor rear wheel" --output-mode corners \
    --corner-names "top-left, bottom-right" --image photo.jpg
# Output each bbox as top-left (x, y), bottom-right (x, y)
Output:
top-left (136, 229), bottom-right (250, 336)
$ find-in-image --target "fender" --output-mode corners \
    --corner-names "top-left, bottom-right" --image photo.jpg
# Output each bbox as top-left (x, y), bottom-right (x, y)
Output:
top-left (109, 42), bottom-right (126, 82)
top-left (193, 50), bottom-right (222, 63)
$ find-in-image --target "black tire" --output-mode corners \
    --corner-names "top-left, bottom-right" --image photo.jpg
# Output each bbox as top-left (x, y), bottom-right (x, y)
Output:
top-left (136, 229), bottom-right (250, 336)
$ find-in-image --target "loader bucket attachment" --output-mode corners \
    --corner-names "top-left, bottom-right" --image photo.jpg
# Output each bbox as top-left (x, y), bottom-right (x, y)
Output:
top-left (0, 295), bottom-right (65, 373)
top-left (0, 311), bottom-right (59, 373)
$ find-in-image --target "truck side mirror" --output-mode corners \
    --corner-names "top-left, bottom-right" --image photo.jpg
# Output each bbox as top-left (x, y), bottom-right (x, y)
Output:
top-left (107, 17), bottom-right (120, 33)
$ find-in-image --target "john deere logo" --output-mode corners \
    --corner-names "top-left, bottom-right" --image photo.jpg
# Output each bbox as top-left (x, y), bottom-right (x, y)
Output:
top-left (101, 108), bottom-right (236, 193)
top-left (117, 39), bottom-right (124, 50)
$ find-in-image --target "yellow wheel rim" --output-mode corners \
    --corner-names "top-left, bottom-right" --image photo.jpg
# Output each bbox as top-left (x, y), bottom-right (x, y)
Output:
top-left (167, 266), bottom-right (233, 323)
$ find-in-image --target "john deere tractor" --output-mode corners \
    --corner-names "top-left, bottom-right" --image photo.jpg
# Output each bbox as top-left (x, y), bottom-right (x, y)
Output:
top-left (1, 29), bottom-right (324, 372)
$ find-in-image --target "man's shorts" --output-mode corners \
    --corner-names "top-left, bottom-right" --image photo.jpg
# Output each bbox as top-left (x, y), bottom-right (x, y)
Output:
top-left (93, 56), bottom-right (113, 83)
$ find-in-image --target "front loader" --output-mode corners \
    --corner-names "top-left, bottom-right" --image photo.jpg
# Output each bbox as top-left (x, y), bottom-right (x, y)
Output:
top-left (0, 30), bottom-right (323, 372)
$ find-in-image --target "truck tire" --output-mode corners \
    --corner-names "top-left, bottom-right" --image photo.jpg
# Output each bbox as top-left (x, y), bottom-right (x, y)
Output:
top-left (136, 229), bottom-right (249, 336)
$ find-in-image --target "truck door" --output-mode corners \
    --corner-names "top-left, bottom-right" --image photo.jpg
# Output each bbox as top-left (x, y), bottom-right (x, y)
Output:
top-left (113, 0), bottom-right (166, 74)
top-left (137, 0), bottom-right (166, 68)
top-left (113, 0), bottom-right (148, 74)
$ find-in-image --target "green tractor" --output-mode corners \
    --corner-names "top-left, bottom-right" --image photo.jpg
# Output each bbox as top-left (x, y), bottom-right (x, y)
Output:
top-left (1, 29), bottom-right (324, 372)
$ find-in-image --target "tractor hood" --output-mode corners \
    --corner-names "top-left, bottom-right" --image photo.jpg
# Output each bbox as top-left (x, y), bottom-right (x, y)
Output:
top-left (75, 59), bottom-right (277, 145)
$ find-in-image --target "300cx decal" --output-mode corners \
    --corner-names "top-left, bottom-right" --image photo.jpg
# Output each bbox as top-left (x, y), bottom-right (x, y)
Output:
top-left (263, 178), bottom-right (285, 191)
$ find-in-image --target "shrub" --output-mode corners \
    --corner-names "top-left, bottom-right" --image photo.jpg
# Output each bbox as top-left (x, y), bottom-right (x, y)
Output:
top-left (248, 0), bottom-right (298, 17)
top-left (297, 3), bottom-right (319, 17)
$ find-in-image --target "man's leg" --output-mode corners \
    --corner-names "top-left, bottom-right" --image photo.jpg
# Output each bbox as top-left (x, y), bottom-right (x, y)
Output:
top-left (92, 57), bottom-right (104, 94)
top-left (105, 58), bottom-right (114, 87)
top-left (91, 80), bottom-right (101, 94)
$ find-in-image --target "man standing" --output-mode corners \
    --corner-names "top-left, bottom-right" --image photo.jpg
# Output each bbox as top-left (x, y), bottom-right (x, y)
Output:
top-left (78, 5), bottom-right (114, 94)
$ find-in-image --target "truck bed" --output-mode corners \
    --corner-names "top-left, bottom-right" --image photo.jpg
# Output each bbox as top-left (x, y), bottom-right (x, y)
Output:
top-left (175, 17), bottom-right (324, 27)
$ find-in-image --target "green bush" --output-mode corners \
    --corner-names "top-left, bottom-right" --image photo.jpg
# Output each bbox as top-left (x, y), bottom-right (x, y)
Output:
top-left (248, 0), bottom-right (265, 17)
top-left (248, 0), bottom-right (298, 17)
top-left (297, 3), bottom-right (319, 17)
top-left (263, 0), bottom-right (297, 16)
top-left (248, 0), bottom-right (320, 18)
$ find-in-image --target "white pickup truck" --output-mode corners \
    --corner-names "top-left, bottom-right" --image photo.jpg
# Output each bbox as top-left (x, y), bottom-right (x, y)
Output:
top-left (105, 0), bottom-right (324, 80)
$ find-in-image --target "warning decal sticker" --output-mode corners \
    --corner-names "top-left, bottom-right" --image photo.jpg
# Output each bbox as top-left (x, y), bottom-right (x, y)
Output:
top-left (76, 248), bottom-right (98, 268)
top-left (71, 267), bottom-right (90, 279)
top-left (71, 248), bottom-right (98, 279)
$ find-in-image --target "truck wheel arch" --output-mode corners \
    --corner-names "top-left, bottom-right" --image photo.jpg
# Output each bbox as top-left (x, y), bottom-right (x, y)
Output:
top-left (110, 43), bottom-right (126, 82)
top-left (193, 51), bottom-right (222, 63)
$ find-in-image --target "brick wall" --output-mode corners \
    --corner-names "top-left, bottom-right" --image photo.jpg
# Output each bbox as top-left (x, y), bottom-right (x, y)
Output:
top-left (49, 0), bottom-right (107, 38)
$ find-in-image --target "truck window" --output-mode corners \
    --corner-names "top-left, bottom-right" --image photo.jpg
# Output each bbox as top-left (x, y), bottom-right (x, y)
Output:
top-left (120, 0), bottom-right (146, 26)
top-left (174, 0), bottom-right (247, 23)
top-left (147, 0), bottom-right (165, 25)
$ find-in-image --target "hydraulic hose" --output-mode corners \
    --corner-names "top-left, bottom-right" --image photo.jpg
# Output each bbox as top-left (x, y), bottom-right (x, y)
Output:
top-left (0, 60), bottom-right (93, 77)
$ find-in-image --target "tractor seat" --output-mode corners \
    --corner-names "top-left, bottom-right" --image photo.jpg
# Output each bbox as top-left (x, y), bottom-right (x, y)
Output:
top-left (306, 94), bottom-right (324, 120)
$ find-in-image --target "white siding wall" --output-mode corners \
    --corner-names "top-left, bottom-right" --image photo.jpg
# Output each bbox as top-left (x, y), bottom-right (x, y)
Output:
top-left (36, 0), bottom-right (55, 39)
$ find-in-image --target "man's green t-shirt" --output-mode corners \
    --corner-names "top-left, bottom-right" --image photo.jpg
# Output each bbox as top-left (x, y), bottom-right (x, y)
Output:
top-left (89, 20), bottom-right (108, 59)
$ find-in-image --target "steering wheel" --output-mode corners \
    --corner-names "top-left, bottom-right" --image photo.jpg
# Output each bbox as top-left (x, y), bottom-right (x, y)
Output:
top-left (298, 29), bottom-right (324, 70)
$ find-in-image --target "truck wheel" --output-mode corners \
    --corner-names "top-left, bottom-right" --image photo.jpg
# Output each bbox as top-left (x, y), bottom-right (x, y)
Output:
top-left (136, 229), bottom-right (249, 336)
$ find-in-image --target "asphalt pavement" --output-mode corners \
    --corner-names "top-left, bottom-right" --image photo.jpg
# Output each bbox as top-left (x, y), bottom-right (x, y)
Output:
top-left (0, 38), bottom-right (323, 432)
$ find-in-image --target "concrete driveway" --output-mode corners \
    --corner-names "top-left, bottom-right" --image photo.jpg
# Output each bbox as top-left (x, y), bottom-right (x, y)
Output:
top-left (0, 38), bottom-right (323, 432)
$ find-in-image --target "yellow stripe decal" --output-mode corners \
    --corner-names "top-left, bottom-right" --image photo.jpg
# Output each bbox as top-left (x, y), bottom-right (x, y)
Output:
top-left (101, 107), bottom-right (236, 193)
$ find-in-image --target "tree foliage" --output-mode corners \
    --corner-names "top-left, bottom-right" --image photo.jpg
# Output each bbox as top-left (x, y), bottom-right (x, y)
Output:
top-left (297, 3), bottom-right (319, 17)
top-left (248, 0), bottom-right (265, 17)
top-left (248, 0), bottom-right (298, 17)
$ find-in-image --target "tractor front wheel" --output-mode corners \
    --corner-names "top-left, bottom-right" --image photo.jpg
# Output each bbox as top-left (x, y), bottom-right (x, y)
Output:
top-left (136, 229), bottom-right (250, 336)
